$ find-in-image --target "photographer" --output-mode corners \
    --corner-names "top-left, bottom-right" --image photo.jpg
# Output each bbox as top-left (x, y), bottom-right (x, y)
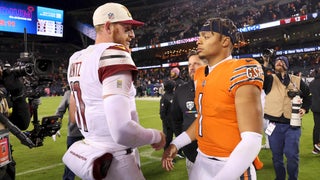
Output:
top-left (262, 55), bottom-right (311, 180)
top-left (0, 63), bottom-right (31, 179)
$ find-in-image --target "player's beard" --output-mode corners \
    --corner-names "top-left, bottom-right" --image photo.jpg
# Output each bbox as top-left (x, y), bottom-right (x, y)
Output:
top-left (275, 65), bottom-right (286, 73)
top-left (112, 27), bottom-right (130, 50)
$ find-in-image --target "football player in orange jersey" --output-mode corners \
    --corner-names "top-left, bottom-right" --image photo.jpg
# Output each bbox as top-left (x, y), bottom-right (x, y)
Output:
top-left (162, 17), bottom-right (264, 179)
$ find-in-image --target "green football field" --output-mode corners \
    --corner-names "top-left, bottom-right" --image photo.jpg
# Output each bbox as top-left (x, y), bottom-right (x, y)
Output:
top-left (10, 96), bottom-right (318, 180)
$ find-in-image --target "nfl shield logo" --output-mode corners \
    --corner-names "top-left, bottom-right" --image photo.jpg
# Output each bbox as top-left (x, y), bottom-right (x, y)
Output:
top-left (186, 101), bottom-right (194, 111)
top-left (108, 13), bottom-right (115, 20)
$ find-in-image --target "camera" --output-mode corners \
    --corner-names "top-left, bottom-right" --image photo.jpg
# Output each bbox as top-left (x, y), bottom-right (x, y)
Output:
top-left (0, 52), bottom-right (59, 148)
top-left (262, 48), bottom-right (276, 59)
top-left (2, 63), bottom-right (33, 77)
top-left (290, 94), bottom-right (302, 128)
top-left (3, 53), bottom-right (53, 77)
top-left (24, 115), bottom-right (61, 147)
top-left (2, 53), bottom-right (54, 98)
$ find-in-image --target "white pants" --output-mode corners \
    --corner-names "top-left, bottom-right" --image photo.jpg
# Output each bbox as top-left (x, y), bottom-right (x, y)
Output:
top-left (186, 158), bottom-right (194, 177)
top-left (63, 140), bottom-right (144, 180)
top-left (189, 152), bottom-right (256, 180)
top-left (105, 152), bottom-right (145, 180)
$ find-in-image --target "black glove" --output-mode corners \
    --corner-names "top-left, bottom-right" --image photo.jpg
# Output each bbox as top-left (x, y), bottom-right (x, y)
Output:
top-left (3, 73), bottom-right (24, 98)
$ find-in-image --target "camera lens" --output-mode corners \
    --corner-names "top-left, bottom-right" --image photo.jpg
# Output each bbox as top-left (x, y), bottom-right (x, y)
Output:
top-left (262, 49), bottom-right (274, 57)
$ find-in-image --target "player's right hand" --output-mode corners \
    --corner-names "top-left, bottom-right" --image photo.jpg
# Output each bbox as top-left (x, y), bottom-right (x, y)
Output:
top-left (161, 144), bottom-right (177, 171)
top-left (151, 131), bottom-right (166, 150)
top-left (262, 56), bottom-right (270, 64)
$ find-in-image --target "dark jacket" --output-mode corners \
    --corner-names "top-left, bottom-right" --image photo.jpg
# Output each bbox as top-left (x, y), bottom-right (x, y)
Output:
top-left (160, 80), bottom-right (175, 128)
top-left (309, 74), bottom-right (320, 113)
top-left (0, 82), bottom-right (30, 180)
top-left (160, 91), bottom-right (174, 128)
top-left (172, 77), bottom-right (185, 90)
top-left (0, 85), bottom-right (30, 130)
top-left (171, 80), bottom-right (198, 162)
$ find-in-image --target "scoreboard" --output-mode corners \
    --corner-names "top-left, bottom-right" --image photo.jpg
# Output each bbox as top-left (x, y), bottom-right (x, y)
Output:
top-left (0, 0), bottom-right (64, 37)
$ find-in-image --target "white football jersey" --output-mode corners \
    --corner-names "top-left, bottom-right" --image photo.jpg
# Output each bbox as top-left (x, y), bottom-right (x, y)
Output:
top-left (67, 43), bottom-right (138, 150)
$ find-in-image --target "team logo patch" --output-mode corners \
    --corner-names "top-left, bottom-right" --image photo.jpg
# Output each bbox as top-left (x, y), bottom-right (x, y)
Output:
top-left (186, 101), bottom-right (194, 111)
top-left (108, 13), bottom-right (115, 20)
top-left (117, 80), bottom-right (122, 88)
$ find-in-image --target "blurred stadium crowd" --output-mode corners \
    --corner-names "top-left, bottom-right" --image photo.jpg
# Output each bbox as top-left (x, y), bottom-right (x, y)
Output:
top-left (132, 0), bottom-right (319, 47)
top-left (0, 0), bottom-right (319, 96)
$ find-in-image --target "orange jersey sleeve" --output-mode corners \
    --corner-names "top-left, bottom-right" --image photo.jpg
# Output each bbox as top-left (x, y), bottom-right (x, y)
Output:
top-left (194, 58), bottom-right (263, 157)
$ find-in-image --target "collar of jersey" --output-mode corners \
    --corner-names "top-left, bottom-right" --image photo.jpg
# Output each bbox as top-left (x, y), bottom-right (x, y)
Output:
top-left (208, 55), bottom-right (232, 73)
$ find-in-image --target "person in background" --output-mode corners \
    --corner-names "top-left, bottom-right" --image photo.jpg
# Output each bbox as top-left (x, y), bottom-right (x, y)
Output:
top-left (55, 88), bottom-right (84, 180)
top-left (0, 64), bottom-right (31, 179)
top-left (309, 68), bottom-right (320, 154)
top-left (160, 80), bottom-right (175, 151)
top-left (171, 50), bottom-right (207, 176)
top-left (162, 17), bottom-right (264, 179)
top-left (167, 67), bottom-right (187, 158)
top-left (263, 55), bottom-right (311, 180)
top-left (170, 67), bottom-right (185, 89)
top-left (63, 3), bottom-right (165, 180)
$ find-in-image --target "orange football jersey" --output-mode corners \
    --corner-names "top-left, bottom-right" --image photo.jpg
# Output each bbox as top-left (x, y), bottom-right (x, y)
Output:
top-left (194, 58), bottom-right (264, 157)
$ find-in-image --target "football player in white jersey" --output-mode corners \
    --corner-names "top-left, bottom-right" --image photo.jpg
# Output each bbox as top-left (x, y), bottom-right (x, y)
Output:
top-left (63, 3), bottom-right (165, 180)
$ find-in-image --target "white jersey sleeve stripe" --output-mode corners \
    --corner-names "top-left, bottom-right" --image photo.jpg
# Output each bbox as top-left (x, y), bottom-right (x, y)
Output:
top-left (99, 49), bottom-right (135, 67)
top-left (98, 48), bottom-right (137, 83)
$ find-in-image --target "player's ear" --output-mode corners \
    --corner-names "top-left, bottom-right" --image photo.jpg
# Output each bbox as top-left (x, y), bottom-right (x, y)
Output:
top-left (104, 22), bottom-right (112, 34)
top-left (222, 36), bottom-right (231, 47)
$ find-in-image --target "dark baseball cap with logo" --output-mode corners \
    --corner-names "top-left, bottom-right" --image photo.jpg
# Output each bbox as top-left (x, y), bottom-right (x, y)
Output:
top-left (200, 18), bottom-right (240, 44)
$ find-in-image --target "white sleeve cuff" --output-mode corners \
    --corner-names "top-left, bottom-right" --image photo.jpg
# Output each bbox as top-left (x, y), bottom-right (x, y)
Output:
top-left (170, 132), bottom-right (192, 150)
top-left (150, 129), bottom-right (161, 144)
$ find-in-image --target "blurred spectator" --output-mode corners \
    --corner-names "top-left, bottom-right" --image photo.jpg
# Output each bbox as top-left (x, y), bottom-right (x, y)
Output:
top-left (170, 67), bottom-right (185, 89)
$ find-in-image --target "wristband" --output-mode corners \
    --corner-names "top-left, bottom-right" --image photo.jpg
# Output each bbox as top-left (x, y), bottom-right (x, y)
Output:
top-left (170, 132), bottom-right (191, 150)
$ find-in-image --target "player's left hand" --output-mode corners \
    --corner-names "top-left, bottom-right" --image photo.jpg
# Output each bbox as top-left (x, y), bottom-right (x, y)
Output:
top-left (52, 130), bottom-right (61, 142)
top-left (161, 144), bottom-right (177, 171)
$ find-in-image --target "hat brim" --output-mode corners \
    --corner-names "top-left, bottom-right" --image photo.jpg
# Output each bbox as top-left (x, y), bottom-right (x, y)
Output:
top-left (200, 26), bottom-right (211, 32)
top-left (118, 20), bottom-right (144, 26)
